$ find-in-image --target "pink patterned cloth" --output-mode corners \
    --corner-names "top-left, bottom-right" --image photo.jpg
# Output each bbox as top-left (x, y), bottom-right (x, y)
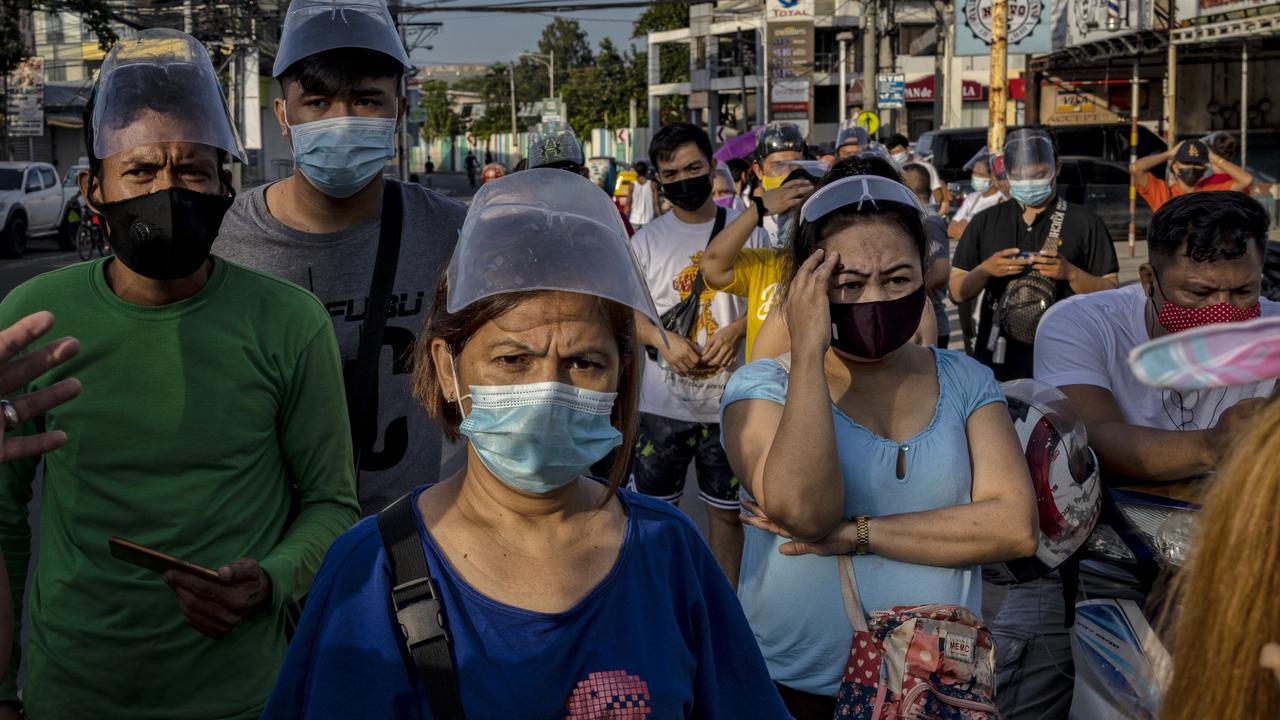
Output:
top-left (1128, 316), bottom-right (1280, 390)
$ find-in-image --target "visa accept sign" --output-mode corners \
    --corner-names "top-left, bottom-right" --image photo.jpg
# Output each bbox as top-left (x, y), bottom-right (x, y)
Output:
top-left (768, 0), bottom-right (814, 20)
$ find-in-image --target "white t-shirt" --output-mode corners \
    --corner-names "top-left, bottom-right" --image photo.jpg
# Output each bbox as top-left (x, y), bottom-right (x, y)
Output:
top-left (1035, 284), bottom-right (1277, 431)
top-left (953, 189), bottom-right (1008, 225)
top-left (631, 207), bottom-right (770, 423)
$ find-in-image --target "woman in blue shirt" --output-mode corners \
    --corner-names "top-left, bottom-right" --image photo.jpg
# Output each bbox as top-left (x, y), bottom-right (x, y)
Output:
top-left (720, 157), bottom-right (1038, 719)
top-left (264, 170), bottom-right (788, 719)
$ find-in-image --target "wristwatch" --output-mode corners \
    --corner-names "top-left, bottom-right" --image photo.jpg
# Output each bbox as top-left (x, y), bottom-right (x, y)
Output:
top-left (752, 194), bottom-right (767, 227)
top-left (853, 515), bottom-right (871, 555)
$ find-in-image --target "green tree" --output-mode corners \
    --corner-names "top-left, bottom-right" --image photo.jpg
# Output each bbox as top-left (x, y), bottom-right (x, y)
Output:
top-left (632, 1), bottom-right (689, 125)
top-left (419, 79), bottom-right (463, 143)
top-left (563, 38), bottom-right (645, 138)
top-left (536, 16), bottom-right (593, 93)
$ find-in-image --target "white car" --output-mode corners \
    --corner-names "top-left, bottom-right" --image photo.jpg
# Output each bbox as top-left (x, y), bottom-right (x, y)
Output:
top-left (0, 161), bottom-right (78, 258)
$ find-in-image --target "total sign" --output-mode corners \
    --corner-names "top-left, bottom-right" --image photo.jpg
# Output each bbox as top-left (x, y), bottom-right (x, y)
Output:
top-left (768, 0), bottom-right (814, 20)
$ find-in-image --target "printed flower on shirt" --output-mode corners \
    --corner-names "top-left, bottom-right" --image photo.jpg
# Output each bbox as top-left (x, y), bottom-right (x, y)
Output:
top-left (564, 670), bottom-right (652, 719)
top-left (671, 251), bottom-right (722, 380)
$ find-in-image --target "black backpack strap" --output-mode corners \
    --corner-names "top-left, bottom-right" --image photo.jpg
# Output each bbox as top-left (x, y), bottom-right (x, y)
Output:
top-left (345, 180), bottom-right (404, 471)
top-left (376, 494), bottom-right (465, 719)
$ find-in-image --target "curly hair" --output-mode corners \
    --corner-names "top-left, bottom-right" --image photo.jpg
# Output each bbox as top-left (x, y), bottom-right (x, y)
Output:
top-left (1148, 191), bottom-right (1269, 267)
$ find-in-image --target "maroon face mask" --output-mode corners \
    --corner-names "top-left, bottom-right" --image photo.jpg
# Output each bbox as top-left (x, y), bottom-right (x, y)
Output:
top-left (829, 285), bottom-right (928, 360)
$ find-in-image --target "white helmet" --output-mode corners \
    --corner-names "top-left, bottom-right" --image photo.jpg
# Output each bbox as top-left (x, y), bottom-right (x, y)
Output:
top-left (988, 379), bottom-right (1102, 585)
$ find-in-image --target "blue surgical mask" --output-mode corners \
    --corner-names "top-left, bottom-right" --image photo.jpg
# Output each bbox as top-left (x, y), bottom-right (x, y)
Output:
top-left (1009, 178), bottom-right (1054, 207)
top-left (286, 107), bottom-right (396, 199)
top-left (456, 380), bottom-right (623, 494)
top-left (971, 176), bottom-right (992, 193)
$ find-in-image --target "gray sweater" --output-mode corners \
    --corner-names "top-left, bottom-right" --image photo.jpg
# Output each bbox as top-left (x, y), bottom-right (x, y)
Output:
top-left (214, 179), bottom-right (465, 514)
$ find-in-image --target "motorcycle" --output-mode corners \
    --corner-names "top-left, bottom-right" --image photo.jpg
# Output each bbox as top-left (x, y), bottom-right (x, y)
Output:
top-left (1067, 483), bottom-right (1198, 720)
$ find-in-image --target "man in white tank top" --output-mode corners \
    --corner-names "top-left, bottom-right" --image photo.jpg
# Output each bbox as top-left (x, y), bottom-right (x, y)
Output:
top-left (629, 161), bottom-right (659, 229)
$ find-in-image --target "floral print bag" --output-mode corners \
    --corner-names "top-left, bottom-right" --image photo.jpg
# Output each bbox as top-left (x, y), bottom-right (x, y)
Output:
top-left (834, 555), bottom-right (1001, 719)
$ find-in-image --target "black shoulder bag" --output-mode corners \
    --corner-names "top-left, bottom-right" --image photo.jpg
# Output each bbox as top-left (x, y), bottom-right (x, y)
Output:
top-left (644, 206), bottom-right (728, 361)
top-left (377, 493), bottom-right (465, 718)
top-left (345, 180), bottom-right (403, 472)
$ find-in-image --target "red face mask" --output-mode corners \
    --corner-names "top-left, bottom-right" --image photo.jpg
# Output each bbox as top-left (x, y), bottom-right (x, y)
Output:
top-left (1154, 273), bottom-right (1262, 333)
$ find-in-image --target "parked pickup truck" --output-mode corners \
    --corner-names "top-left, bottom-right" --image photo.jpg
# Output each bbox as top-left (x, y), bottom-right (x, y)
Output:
top-left (0, 161), bottom-right (79, 258)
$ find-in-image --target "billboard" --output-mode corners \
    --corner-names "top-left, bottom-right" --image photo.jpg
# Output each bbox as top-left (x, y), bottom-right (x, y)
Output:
top-left (6, 57), bottom-right (44, 138)
top-left (767, 17), bottom-right (814, 137)
top-left (955, 0), bottom-right (1053, 56)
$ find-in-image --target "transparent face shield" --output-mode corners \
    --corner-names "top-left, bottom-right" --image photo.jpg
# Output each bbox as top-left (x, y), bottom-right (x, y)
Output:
top-left (274, 0), bottom-right (410, 76)
top-left (446, 169), bottom-right (663, 330)
top-left (800, 174), bottom-right (926, 224)
top-left (92, 28), bottom-right (244, 162)
top-left (1002, 130), bottom-right (1057, 182)
top-left (528, 121), bottom-right (586, 170)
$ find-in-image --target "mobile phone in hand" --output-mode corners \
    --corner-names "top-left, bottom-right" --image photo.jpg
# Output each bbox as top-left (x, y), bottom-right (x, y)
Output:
top-left (108, 537), bottom-right (225, 583)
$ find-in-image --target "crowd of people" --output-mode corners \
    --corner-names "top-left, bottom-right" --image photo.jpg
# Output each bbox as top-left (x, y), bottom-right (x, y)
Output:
top-left (0, 1), bottom-right (1278, 718)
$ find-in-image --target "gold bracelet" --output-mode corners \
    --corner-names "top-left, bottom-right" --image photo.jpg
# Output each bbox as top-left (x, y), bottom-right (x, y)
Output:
top-left (854, 515), bottom-right (871, 555)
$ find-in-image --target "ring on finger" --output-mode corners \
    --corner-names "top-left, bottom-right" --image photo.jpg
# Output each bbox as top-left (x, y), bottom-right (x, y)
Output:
top-left (1, 399), bottom-right (18, 431)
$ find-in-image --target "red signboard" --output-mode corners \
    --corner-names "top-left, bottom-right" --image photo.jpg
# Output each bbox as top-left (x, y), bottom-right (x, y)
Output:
top-left (903, 75), bottom-right (988, 103)
top-left (770, 102), bottom-right (809, 114)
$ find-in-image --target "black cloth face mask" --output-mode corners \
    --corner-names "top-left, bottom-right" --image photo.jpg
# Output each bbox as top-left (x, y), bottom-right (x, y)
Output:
top-left (829, 285), bottom-right (928, 360)
top-left (661, 173), bottom-right (713, 212)
top-left (1175, 166), bottom-right (1205, 187)
top-left (96, 186), bottom-right (233, 280)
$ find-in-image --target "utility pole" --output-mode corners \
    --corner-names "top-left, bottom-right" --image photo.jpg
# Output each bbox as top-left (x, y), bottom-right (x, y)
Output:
top-left (737, 26), bottom-right (750, 131)
top-left (932, 0), bottom-right (945, 132)
top-left (862, 0), bottom-right (878, 122)
top-left (988, 0), bottom-right (1008, 152)
top-left (397, 10), bottom-right (411, 180)
top-left (837, 31), bottom-right (852, 127)
top-left (1165, 1), bottom-right (1177, 144)
top-left (1128, 59), bottom-right (1139, 258)
top-left (509, 62), bottom-right (518, 161)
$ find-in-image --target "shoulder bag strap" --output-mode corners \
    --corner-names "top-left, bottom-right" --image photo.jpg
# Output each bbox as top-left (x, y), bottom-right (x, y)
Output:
top-left (1039, 196), bottom-right (1069, 254)
top-left (840, 555), bottom-right (871, 633)
top-left (345, 180), bottom-right (404, 471)
top-left (376, 494), bottom-right (466, 719)
top-left (686, 207), bottom-right (728, 303)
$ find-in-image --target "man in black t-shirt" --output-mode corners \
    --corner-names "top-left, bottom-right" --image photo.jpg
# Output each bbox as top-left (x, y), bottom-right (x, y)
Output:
top-left (949, 129), bottom-right (1119, 380)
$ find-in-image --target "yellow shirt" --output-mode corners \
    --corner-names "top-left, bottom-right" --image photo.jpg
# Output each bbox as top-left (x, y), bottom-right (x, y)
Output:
top-left (707, 248), bottom-right (786, 360)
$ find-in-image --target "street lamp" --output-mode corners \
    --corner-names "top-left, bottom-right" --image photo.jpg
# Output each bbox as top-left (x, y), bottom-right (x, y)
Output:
top-left (519, 50), bottom-right (556, 98)
top-left (836, 31), bottom-right (853, 127)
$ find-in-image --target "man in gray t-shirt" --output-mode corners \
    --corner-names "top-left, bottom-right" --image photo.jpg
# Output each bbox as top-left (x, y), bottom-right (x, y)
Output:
top-left (216, 4), bottom-right (465, 513)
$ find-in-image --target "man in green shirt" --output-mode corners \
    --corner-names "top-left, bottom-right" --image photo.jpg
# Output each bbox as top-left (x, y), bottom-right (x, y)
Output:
top-left (0, 29), bottom-right (358, 719)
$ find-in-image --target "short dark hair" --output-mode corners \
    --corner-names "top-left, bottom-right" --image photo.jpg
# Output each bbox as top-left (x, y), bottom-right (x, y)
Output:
top-left (1148, 191), bottom-right (1269, 268)
top-left (633, 160), bottom-right (648, 176)
top-left (413, 270), bottom-right (641, 496)
top-left (886, 134), bottom-right (910, 151)
top-left (278, 47), bottom-right (404, 95)
top-left (783, 152), bottom-right (925, 298)
top-left (900, 162), bottom-right (933, 199)
top-left (649, 122), bottom-right (713, 169)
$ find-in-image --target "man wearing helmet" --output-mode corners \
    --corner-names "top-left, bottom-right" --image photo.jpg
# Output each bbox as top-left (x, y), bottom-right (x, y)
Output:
top-left (0, 29), bottom-right (358, 719)
top-left (834, 120), bottom-right (869, 160)
top-left (950, 128), bottom-right (1119, 381)
top-left (991, 191), bottom-right (1277, 719)
top-left (216, 0), bottom-right (466, 515)
top-left (752, 121), bottom-right (809, 247)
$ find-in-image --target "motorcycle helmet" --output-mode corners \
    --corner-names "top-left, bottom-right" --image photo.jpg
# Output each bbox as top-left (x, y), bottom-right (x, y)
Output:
top-left (481, 162), bottom-right (506, 184)
top-left (988, 379), bottom-right (1102, 585)
top-left (755, 122), bottom-right (806, 162)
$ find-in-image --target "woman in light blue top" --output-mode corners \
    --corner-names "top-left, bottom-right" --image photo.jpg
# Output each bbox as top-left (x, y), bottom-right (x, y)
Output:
top-left (720, 155), bottom-right (1037, 718)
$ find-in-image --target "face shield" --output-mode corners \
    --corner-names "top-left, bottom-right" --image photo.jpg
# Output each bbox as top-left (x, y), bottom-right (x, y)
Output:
top-left (273, 0), bottom-right (410, 77)
top-left (1003, 130), bottom-right (1057, 182)
top-left (800, 174), bottom-right (926, 224)
top-left (92, 28), bottom-right (244, 163)
top-left (446, 169), bottom-right (662, 330)
top-left (528, 122), bottom-right (586, 171)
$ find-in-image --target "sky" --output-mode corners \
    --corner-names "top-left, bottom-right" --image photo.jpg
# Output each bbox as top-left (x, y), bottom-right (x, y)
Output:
top-left (406, 7), bottom-right (647, 67)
